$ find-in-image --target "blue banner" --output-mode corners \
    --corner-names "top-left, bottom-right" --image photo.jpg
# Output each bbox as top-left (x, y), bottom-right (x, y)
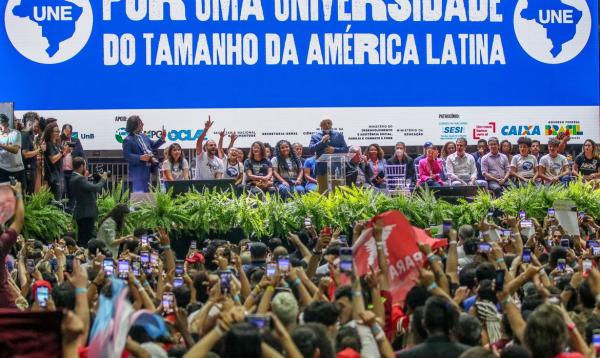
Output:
top-left (0, 0), bottom-right (598, 111)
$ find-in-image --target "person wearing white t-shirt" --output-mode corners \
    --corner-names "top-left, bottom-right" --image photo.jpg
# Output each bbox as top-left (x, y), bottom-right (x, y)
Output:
top-left (162, 143), bottom-right (190, 181)
top-left (538, 138), bottom-right (571, 186)
top-left (445, 138), bottom-right (486, 187)
top-left (510, 136), bottom-right (538, 186)
top-left (194, 117), bottom-right (224, 180)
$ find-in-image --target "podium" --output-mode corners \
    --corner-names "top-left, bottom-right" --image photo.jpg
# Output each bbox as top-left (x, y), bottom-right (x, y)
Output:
top-left (316, 154), bottom-right (347, 194)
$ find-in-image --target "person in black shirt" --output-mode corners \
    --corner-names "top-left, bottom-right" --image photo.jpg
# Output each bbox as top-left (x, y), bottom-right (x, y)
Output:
top-left (573, 139), bottom-right (600, 184)
top-left (243, 141), bottom-right (275, 196)
top-left (20, 113), bottom-right (42, 195)
top-left (42, 122), bottom-right (71, 200)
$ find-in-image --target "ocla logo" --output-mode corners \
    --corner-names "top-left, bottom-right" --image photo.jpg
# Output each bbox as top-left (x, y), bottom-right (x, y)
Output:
top-left (115, 128), bottom-right (128, 144)
top-left (513, 0), bottom-right (591, 64)
top-left (5, 0), bottom-right (93, 64)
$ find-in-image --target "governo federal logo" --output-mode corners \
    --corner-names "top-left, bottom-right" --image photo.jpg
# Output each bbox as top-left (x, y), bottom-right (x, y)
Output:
top-left (514, 0), bottom-right (591, 64)
top-left (5, 0), bottom-right (93, 64)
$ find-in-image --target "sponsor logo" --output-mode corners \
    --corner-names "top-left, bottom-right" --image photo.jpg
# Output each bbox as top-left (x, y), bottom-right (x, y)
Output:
top-left (500, 125), bottom-right (541, 136)
top-left (514, 0), bottom-right (591, 64)
top-left (472, 122), bottom-right (496, 140)
top-left (545, 124), bottom-right (583, 136)
top-left (5, 0), bottom-right (93, 64)
top-left (72, 131), bottom-right (94, 140)
top-left (114, 128), bottom-right (206, 143)
top-left (115, 128), bottom-right (128, 144)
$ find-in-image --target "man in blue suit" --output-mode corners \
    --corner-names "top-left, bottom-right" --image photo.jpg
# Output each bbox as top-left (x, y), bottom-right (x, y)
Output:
top-left (122, 115), bottom-right (166, 193)
top-left (308, 118), bottom-right (348, 193)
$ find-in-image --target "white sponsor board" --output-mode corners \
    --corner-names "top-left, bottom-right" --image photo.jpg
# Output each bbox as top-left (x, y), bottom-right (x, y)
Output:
top-left (16, 106), bottom-right (599, 151)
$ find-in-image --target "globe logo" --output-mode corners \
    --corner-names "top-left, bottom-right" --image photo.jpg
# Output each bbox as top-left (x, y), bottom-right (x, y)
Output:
top-left (4, 0), bottom-right (93, 64)
top-left (115, 128), bottom-right (128, 144)
top-left (514, 0), bottom-right (591, 64)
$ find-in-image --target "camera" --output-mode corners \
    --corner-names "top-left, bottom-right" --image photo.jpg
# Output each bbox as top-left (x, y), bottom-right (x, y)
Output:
top-left (90, 167), bottom-right (112, 182)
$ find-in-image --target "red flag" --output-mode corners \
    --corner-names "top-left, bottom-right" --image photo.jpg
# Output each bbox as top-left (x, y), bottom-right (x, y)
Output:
top-left (413, 227), bottom-right (448, 251)
top-left (353, 211), bottom-right (425, 304)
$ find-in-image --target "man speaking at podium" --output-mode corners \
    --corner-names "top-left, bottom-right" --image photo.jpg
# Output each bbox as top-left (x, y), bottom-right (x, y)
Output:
top-left (308, 118), bottom-right (348, 193)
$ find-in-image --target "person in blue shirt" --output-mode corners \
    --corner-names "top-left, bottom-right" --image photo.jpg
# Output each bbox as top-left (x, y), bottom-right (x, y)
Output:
top-left (122, 115), bottom-right (166, 193)
top-left (308, 118), bottom-right (348, 192)
top-left (303, 156), bottom-right (317, 192)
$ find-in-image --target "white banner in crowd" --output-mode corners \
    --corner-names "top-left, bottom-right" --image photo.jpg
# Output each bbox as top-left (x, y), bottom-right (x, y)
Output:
top-left (16, 106), bottom-right (599, 151)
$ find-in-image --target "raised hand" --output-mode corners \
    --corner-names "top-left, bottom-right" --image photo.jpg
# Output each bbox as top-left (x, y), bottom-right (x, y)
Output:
top-left (204, 116), bottom-right (214, 130)
top-left (219, 128), bottom-right (226, 138)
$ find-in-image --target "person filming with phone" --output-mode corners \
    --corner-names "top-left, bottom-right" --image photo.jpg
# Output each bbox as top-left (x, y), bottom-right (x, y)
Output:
top-left (0, 180), bottom-right (24, 309)
top-left (70, 157), bottom-right (107, 247)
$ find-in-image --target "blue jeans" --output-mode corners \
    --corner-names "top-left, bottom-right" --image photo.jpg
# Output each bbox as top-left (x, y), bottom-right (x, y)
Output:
top-left (305, 182), bottom-right (318, 192)
top-left (277, 183), bottom-right (305, 199)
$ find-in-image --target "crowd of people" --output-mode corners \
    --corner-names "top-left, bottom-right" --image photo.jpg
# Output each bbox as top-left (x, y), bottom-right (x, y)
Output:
top-left (126, 116), bottom-right (597, 198)
top-left (2, 112), bottom-right (597, 204)
top-left (4, 175), bottom-right (600, 358)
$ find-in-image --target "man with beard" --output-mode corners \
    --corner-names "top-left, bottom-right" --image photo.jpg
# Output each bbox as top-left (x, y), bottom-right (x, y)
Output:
top-left (194, 117), bottom-right (224, 180)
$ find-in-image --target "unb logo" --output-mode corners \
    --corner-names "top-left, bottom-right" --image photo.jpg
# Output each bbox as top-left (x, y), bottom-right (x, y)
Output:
top-left (115, 128), bottom-right (128, 143)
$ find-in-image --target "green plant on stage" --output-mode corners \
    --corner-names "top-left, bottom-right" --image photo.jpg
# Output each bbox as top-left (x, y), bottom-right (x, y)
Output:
top-left (22, 188), bottom-right (71, 242)
top-left (129, 186), bottom-right (189, 232)
top-left (259, 193), bottom-right (300, 238)
top-left (494, 183), bottom-right (567, 221)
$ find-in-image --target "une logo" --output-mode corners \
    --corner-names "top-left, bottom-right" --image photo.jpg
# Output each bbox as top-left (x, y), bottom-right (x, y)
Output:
top-left (538, 9), bottom-right (574, 24)
top-left (33, 6), bottom-right (74, 21)
top-left (4, 0), bottom-right (93, 64)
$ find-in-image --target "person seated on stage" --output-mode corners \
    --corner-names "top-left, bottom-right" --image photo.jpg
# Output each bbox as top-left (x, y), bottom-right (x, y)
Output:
top-left (470, 138), bottom-right (488, 182)
top-left (272, 140), bottom-right (305, 199)
top-left (223, 148), bottom-right (244, 187)
top-left (194, 117), bottom-right (224, 180)
top-left (446, 138), bottom-right (486, 187)
top-left (538, 138), bottom-right (572, 186)
top-left (500, 140), bottom-right (514, 163)
top-left (292, 142), bottom-right (305, 165)
top-left (387, 141), bottom-right (415, 185)
top-left (217, 128), bottom-right (238, 161)
top-left (573, 139), bottom-right (600, 186)
top-left (244, 141), bottom-right (275, 195)
top-left (510, 136), bottom-right (538, 186)
top-left (481, 137), bottom-right (511, 197)
top-left (264, 143), bottom-right (274, 160)
top-left (531, 139), bottom-right (543, 162)
top-left (345, 146), bottom-right (370, 188)
top-left (162, 143), bottom-right (189, 181)
top-left (365, 143), bottom-right (387, 189)
top-left (303, 155), bottom-right (318, 192)
top-left (418, 145), bottom-right (444, 187)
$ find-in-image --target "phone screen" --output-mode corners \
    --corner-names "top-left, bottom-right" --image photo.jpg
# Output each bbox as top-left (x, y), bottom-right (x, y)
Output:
top-left (190, 240), bottom-right (197, 250)
top-left (37, 286), bottom-right (49, 308)
top-left (103, 259), bottom-right (114, 277)
top-left (560, 239), bottom-right (570, 248)
top-left (26, 259), bottom-right (35, 274)
top-left (478, 243), bottom-right (492, 253)
top-left (339, 247), bottom-right (353, 273)
top-left (547, 208), bottom-right (555, 217)
top-left (140, 235), bottom-right (148, 246)
top-left (174, 276), bottom-right (184, 287)
top-left (65, 255), bottom-right (74, 274)
top-left (162, 293), bottom-right (174, 314)
top-left (150, 252), bottom-right (158, 266)
top-left (245, 314), bottom-right (271, 331)
top-left (175, 261), bottom-right (184, 276)
top-left (522, 249), bottom-right (532, 263)
top-left (132, 261), bottom-right (141, 277)
top-left (220, 271), bottom-right (232, 293)
top-left (118, 259), bottom-right (129, 279)
top-left (520, 220), bottom-right (533, 228)
top-left (442, 219), bottom-right (452, 236)
top-left (266, 263), bottom-right (277, 277)
top-left (583, 259), bottom-right (593, 272)
top-left (557, 259), bottom-right (566, 272)
top-left (140, 251), bottom-right (150, 265)
top-left (277, 256), bottom-right (290, 273)
top-left (519, 210), bottom-right (526, 219)
top-left (593, 247), bottom-right (600, 256)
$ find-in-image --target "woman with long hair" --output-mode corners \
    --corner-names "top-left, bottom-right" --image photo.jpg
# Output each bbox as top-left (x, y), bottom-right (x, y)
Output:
top-left (573, 139), bottom-right (599, 184)
top-left (96, 203), bottom-right (131, 258)
top-left (272, 139), bottom-right (305, 199)
top-left (243, 141), bottom-right (275, 195)
top-left (441, 141), bottom-right (456, 160)
top-left (500, 140), bottom-right (513, 163)
top-left (162, 143), bottom-right (189, 181)
top-left (42, 121), bottom-right (70, 200)
top-left (365, 143), bottom-right (387, 189)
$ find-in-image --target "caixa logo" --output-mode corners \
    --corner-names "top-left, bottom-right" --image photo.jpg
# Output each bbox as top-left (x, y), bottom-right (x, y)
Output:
top-left (501, 125), bottom-right (541, 136)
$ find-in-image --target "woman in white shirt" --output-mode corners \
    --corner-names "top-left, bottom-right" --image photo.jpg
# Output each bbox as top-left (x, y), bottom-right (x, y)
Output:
top-left (162, 143), bottom-right (189, 181)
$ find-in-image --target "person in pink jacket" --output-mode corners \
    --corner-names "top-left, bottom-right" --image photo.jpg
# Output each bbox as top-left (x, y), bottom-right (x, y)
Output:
top-left (418, 145), bottom-right (445, 187)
